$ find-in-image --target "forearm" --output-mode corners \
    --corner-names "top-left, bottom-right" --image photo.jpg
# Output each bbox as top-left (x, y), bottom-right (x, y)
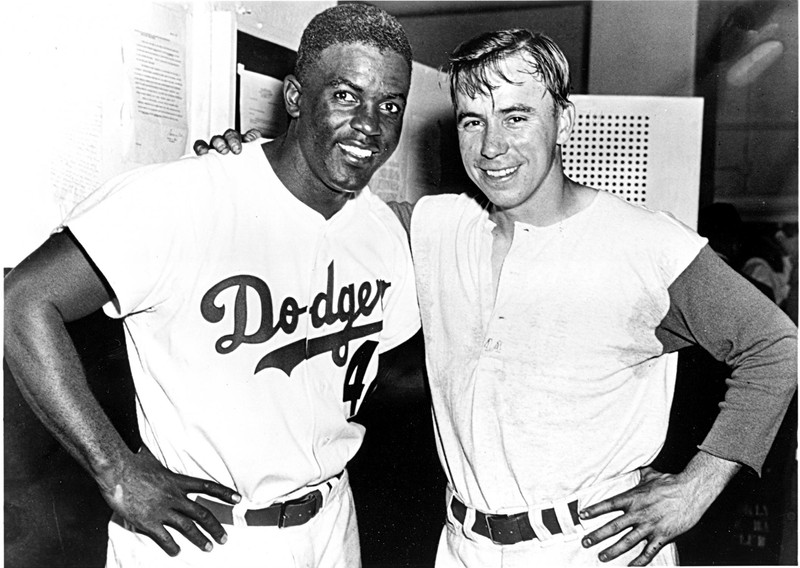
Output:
top-left (677, 450), bottom-right (741, 511)
top-left (5, 298), bottom-right (133, 489)
top-left (700, 332), bottom-right (796, 473)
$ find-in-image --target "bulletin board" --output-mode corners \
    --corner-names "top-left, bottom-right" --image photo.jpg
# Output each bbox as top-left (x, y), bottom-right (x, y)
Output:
top-left (3, 2), bottom-right (234, 268)
top-left (235, 32), bottom-right (295, 136)
top-left (230, 1), bottom-right (333, 138)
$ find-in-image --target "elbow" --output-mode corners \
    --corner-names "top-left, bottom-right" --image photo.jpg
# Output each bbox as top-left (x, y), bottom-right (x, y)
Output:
top-left (4, 269), bottom-right (59, 352)
top-left (4, 268), bottom-right (41, 325)
top-left (5, 269), bottom-right (30, 325)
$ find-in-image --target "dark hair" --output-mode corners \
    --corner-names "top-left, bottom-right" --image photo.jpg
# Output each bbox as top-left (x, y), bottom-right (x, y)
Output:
top-left (295, 3), bottom-right (413, 82)
top-left (447, 29), bottom-right (571, 111)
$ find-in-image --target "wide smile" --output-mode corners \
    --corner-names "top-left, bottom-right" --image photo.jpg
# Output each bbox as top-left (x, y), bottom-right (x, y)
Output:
top-left (338, 142), bottom-right (378, 164)
top-left (480, 165), bottom-right (519, 181)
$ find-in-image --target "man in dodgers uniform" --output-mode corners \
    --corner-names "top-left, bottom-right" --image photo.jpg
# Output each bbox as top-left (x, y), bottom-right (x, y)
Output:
top-left (4, 4), bottom-right (419, 567)
top-left (201, 27), bottom-right (797, 568)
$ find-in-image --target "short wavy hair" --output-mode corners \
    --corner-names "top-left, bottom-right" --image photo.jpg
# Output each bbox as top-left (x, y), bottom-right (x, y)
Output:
top-left (447, 29), bottom-right (571, 112)
top-left (295, 3), bottom-right (413, 82)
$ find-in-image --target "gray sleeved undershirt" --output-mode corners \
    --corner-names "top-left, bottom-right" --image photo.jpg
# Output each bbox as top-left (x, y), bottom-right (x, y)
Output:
top-left (386, 200), bottom-right (414, 238)
top-left (656, 245), bottom-right (798, 475)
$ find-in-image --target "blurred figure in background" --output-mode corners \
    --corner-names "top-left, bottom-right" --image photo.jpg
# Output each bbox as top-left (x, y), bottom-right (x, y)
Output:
top-left (741, 223), bottom-right (795, 312)
top-left (698, 202), bottom-right (774, 299)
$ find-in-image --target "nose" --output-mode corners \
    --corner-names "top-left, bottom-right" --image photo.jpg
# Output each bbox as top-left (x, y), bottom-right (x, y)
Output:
top-left (480, 123), bottom-right (508, 159)
top-left (351, 105), bottom-right (380, 137)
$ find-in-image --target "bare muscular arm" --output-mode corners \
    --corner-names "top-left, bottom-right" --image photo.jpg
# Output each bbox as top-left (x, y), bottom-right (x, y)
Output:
top-left (4, 231), bottom-right (241, 556)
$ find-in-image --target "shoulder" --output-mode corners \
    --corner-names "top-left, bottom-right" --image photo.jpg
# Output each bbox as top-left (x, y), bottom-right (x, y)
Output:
top-left (414, 192), bottom-right (483, 222)
top-left (589, 191), bottom-right (708, 285)
top-left (109, 154), bottom-right (218, 191)
top-left (63, 154), bottom-right (229, 228)
top-left (597, 190), bottom-right (705, 247)
top-left (63, 161), bottom-right (172, 223)
top-left (409, 192), bottom-right (487, 253)
top-left (416, 192), bottom-right (474, 210)
top-left (356, 189), bottom-right (415, 244)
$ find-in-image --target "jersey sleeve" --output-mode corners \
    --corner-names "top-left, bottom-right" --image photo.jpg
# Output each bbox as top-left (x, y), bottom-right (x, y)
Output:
top-left (63, 160), bottom-right (204, 318)
top-left (656, 245), bottom-right (798, 474)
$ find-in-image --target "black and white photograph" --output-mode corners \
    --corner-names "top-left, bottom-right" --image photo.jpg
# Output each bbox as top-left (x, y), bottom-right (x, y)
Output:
top-left (2, 1), bottom-right (797, 567)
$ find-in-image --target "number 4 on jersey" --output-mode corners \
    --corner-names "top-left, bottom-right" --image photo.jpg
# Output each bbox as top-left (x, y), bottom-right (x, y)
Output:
top-left (343, 340), bottom-right (378, 417)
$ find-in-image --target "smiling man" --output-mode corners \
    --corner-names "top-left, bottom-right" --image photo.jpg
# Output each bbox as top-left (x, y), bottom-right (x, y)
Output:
top-left (199, 26), bottom-right (797, 568)
top-left (404, 29), bottom-right (796, 567)
top-left (4, 5), bottom-right (419, 567)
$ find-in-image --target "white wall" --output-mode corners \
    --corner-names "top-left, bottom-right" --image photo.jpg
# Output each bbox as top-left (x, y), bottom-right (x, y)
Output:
top-left (2, 2), bottom-right (109, 268)
top-left (0, 1), bottom-right (332, 269)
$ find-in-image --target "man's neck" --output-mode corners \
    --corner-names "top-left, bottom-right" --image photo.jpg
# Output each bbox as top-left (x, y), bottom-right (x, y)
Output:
top-left (261, 136), bottom-right (353, 221)
top-left (490, 177), bottom-right (592, 237)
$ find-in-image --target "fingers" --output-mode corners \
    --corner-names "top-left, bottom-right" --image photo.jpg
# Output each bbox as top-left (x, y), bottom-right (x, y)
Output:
top-left (192, 139), bottom-right (210, 156)
top-left (592, 526), bottom-right (648, 563)
top-left (182, 475), bottom-right (241, 505)
top-left (164, 508), bottom-right (217, 553)
top-left (194, 128), bottom-right (253, 156)
top-left (629, 538), bottom-right (667, 566)
top-left (141, 498), bottom-right (227, 555)
top-left (587, 531), bottom-right (666, 566)
top-left (174, 475), bottom-right (240, 546)
top-left (638, 466), bottom-right (660, 482)
top-left (180, 499), bottom-right (229, 546)
top-left (579, 495), bottom-right (669, 565)
top-left (209, 135), bottom-right (231, 155)
top-left (580, 493), bottom-right (626, 520)
top-left (224, 128), bottom-right (243, 153)
top-left (146, 524), bottom-right (182, 557)
top-left (582, 513), bottom-right (634, 550)
top-left (243, 128), bottom-right (263, 142)
top-left (579, 471), bottom-right (684, 565)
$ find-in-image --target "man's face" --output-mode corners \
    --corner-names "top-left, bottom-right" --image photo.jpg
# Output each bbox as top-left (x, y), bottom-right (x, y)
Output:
top-left (294, 42), bottom-right (410, 195)
top-left (455, 53), bottom-right (572, 213)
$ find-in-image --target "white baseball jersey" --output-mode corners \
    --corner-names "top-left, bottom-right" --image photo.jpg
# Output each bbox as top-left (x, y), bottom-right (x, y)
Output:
top-left (410, 190), bottom-right (707, 509)
top-left (388, 184), bottom-right (795, 567)
top-left (65, 140), bottom-right (420, 510)
top-left (408, 191), bottom-right (703, 566)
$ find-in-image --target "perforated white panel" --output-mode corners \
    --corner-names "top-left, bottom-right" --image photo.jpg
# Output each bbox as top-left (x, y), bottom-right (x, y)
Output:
top-left (564, 96), bottom-right (704, 229)
top-left (564, 112), bottom-right (651, 203)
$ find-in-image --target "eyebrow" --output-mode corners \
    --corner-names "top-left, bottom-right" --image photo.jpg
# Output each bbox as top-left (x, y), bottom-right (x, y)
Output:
top-left (330, 77), bottom-right (407, 102)
top-left (456, 111), bottom-right (482, 123)
top-left (500, 103), bottom-right (538, 114)
top-left (457, 103), bottom-right (539, 123)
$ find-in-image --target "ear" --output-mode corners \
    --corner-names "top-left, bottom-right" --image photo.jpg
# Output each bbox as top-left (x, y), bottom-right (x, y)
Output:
top-left (284, 75), bottom-right (302, 118)
top-left (556, 101), bottom-right (576, 146)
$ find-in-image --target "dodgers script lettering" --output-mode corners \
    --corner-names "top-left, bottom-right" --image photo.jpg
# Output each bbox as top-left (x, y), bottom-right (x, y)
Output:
top-left (200, 261), bottom-right (391, 376)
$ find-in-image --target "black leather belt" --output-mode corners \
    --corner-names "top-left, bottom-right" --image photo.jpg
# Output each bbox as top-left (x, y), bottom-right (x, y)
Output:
top-left (450, 495), bottom-right (581, 545)
top-left (197, 491), bottom-right (321, 528)
top-left (197, 473), bottom-right (343, 528)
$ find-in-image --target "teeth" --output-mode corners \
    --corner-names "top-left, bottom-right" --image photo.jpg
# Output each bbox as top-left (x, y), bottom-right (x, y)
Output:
top-left (339, 144), bottom-right (372, 159)
top-left (485, 166), bottom-right (517, 178)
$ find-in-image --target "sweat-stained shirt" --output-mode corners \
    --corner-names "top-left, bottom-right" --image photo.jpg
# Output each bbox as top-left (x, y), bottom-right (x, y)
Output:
top-left (391, 190), bottom-right (796, 514)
